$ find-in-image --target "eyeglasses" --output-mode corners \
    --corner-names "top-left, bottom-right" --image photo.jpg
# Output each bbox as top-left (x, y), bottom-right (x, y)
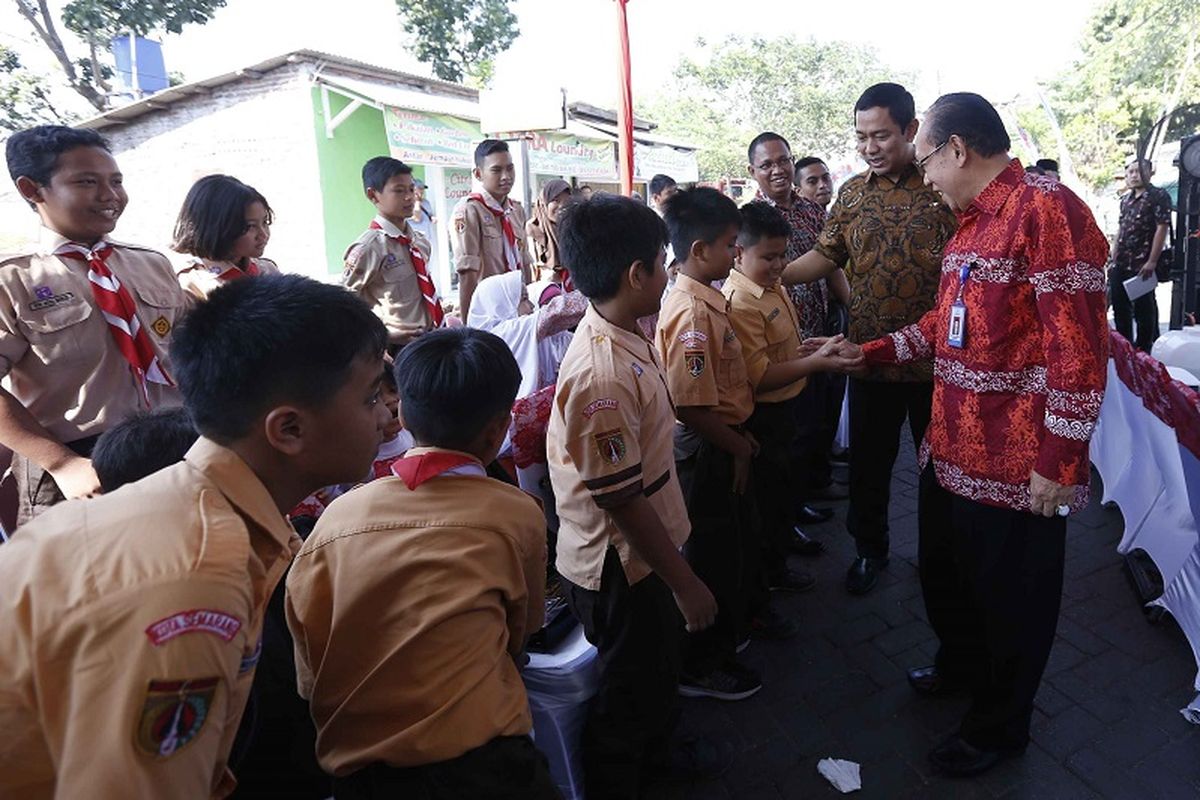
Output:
top-left (914, 141), bottom-right (948, 170)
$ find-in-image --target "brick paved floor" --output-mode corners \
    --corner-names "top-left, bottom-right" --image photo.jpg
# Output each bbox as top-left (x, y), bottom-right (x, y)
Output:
top-left (645, 435), bottom-right (1200, 799)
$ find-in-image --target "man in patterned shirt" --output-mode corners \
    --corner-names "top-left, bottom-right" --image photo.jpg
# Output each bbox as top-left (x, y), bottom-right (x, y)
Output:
top-left (1111, 158), bottom-right (1171, 351)
top-left (845, 92), bottom-right (1108, 777)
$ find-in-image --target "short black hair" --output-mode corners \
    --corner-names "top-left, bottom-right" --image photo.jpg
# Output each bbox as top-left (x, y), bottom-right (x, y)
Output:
top-left (474, 138), bottom-right (509, 169)
top-left (737, 201), bottom-right (791, 248)
top-left (362, 156), bottom-right (413, 192)
top-left (1035, 158), bottom-right (1059, 173)
top-left (393, 327), bottom-right (520, 450)
top-left (854, 83), bottom-right (916, 131)
top-left (663, 187), bottom-right (741, 264)
top-left (558, 195), bottom-right (667, 302)
top-left (1025, 164), bottom-right (1045, 175)
top-left (92, 407), bottom-right (199, 492)
top-left (171, 174), bottom-right (273, 261)
top-left (924, 92), bottom-right (1011, 159)
top-left (649, 174), bottom-right (676, 195)
top-left (794, 156), bottom-right (826, 172)
top-left (170, 274), bottom-right (387, 443)
top-left (6, 125), bottom-right (111, 208)
top-left (748, 132), bottom-right (791, 166)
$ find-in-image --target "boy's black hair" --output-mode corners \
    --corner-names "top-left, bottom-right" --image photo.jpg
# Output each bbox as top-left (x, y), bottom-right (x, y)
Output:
top-left (393, 327), bottom-right (520, 451)
top-left (170, 274), bottom-right (387, 443)
top-left (6, 125), bottom-right (111, 208)
top-left (473, 139), bottom-right (509, 169)
top-left (794, 156), bottom-right (826, 171)
top-left (737, 201), bottom-right (792, 248)
top-left (854, 82), bottom-right (916, 131)
top-left (172, 174), bottom-right (273, 261)
top-left (747, 132), bottom-right (791, 166)
top-left (924, 92), bottom-right (1011, 159)
top-left (558, 195), bottom-right (667, 302)
top-left (662, 187), bottom-right (741, 264)
top-left (92, 407), bottom-right (199, 492)
top-left (362, 156), bottom-right (414, 192)
top-left (1035, 158), bottom-right (1059, 173)
top-left (649, 174), bottom-right (676, 195)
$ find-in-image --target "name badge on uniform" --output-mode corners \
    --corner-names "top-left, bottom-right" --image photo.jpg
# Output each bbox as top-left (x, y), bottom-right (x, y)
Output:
top-left (946, 263), bottom-right (972, 349)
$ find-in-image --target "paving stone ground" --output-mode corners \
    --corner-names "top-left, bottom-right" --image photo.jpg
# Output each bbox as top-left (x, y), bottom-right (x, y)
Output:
top-left (645, 434), bottom-right (1200, 799)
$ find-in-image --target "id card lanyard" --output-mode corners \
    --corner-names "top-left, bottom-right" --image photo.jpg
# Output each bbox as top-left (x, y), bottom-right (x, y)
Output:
top-left (947, 262), bottom-right (972, 349)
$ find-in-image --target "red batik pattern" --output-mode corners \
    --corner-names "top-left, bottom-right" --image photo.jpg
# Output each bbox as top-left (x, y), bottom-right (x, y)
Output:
top-left (864, 160), bottom-right (1109, 512)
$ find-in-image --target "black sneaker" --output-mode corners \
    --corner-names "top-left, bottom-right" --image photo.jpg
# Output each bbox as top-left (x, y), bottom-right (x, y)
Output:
top-left (768, 567), bottom-right (816, 593)
top-left (679, 666), bottom-right (762, 700)
top-left (747, 607), bottom-right (799, 641)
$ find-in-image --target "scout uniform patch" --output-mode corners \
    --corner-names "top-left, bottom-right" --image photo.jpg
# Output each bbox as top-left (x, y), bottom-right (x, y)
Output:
top-left (135, 677), bottom-right (220, 758)
top-left (593, 429), bottom-right (627, 465)
top-left (685, 349), bottom-right (706, 377)
top-left (582, 398), bottom-right (619, 418)
top-left (678, 329), bottom-right (708, 347)
top-left (151, 316), bottom-right (171, 337)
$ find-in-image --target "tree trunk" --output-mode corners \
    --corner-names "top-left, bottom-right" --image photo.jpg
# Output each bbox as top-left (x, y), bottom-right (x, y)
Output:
top-left (13, 0), bottom-right (108, 111)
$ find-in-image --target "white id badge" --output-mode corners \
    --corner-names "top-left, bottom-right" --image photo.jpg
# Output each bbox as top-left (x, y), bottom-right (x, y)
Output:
top-left (947, 300), bottom-right (967, 348)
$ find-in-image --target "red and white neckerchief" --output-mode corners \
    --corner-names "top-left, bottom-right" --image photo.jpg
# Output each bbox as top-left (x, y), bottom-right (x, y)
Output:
top-left (370, 218), bottom-right (445, 327)
top-left (390, 448), bottom-right (485, 489)
top-left (55, 240), bottom-right (173, 406)
top-left (467, 192), bottom-right (523, 273)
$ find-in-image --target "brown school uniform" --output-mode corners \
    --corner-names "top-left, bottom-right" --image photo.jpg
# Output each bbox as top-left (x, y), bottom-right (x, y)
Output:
top-left (451, 192), bottom-right (532, 286)
top-left (176, 255), bottom-right (279, 300)
top-left (721, 268), bottom-right (806, 403)
top-left (285, 448), bottom-right (546, 775)
top-left (548, 304), bottom-right (690, 590)
top-left (342, 217), bottom-right (436, 343)
top-left (0, 438), bottom-right (300, 799)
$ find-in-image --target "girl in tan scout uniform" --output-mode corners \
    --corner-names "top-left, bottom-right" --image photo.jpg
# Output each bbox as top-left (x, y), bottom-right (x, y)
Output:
top-left (0, 125), bottom-right (189, 526)
top-left (173, 174), bottom-right (279, 300)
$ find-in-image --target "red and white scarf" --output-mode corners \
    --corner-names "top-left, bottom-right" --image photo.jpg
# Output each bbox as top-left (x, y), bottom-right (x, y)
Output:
top-left (468, 192), bottom-right (523, 273)
top-left (390, 448), bottom-right (485, 489)
top-left (55, 240), bottom-right (173, 406)
top-left (370, 218), bottom-right (444, 327)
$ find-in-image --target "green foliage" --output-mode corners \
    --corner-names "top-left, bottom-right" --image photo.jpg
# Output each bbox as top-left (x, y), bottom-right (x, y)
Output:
top-left (395, 0), bottom-right (518, 85)
top-left (641, 36), bottom-right (907, 181)
top-left (0, 45), bottom-right (64, 132)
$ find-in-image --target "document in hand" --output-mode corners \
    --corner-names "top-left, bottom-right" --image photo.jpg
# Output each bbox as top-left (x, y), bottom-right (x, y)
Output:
top-left (1123, 272), bottom-right (1158, 301)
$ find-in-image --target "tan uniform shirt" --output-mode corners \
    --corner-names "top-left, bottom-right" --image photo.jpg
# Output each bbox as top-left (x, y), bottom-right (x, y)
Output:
top-left (0, 229), bottom-right (187, 442)
top-left (285, 450), bottom-right (546, 774)
top-left (0, 438), bottom-right (300, 799)
top-left (656, 273), bottom-right (754, 425)
top-left (342, 216), bottom-right (435, 343)
top-left (176, 256), bottom-right (280, 300)
top-left (451, 193), bottom-right (532, 284)
top-left (549, 305), bottom-right (690, 590)
top-left (722, 268), bottom-right (807, 403)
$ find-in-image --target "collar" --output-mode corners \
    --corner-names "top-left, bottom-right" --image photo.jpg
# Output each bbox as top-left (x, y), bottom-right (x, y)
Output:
top-left (38, 227), bottom-right (90, 257)
top-left (967, 159), bottom-right (1024, 218)
top-left (372, 215), bottom-right (411, 238)
top-left (583, 303), bottom-right (654, 356)
top-left (183, 438), bottom-right (297, 551)
top-left (754, 185), bottom-right (803, 210)
top-left (725, 267), bottom-right (767, 298)
top-left (864, 161), bottom-right (920, 187)
top-left (675, 273), bottom-right (729, 313)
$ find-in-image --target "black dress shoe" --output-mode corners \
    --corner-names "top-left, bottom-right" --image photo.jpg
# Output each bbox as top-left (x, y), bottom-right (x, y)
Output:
top-left (787, 527), bottom-right (825, 556)
top-left (907, 665), bottom-right (968, 696)
top-left (844, 557), bottom-right (887, 595)
top-left (796, 504), bottom-right (834, 524)
top-left (928, 735), bottom-right (1021, 777)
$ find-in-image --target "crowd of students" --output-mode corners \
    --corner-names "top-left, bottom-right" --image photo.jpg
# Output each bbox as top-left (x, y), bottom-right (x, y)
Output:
top-left (0, 75), bottom-right (1111, 800)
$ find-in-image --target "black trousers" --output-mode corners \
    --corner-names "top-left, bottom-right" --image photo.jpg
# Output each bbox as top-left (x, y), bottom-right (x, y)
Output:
top-left (331, 735), bottom-right (560, 800)
top-left (917, 465), bottom-right (1066, 751)
top-left (792, 372), bottom-right (835, 494)
top-left (1110, 266), bottom-right (1159, 352)
top-left (747, 400), bottom-right (798, 579)
top-left (676, 440), bottom-right (764, 675)
top-left (562, 547), bottom-right (683, 800)
top-left (846, 379), bottom-right (932, 559)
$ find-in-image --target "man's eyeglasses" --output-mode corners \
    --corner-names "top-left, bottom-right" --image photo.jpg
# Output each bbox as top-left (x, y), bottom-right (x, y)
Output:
top-left (915, 141), bottom-right (948, 170)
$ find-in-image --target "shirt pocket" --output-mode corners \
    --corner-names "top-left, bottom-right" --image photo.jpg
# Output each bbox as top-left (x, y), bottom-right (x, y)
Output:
top-left (131, 281), bottom-right (187, 344)
top-left (763, 313), bottom-right (795, 364)
top-left (19, 297), bottom-right (95, 367)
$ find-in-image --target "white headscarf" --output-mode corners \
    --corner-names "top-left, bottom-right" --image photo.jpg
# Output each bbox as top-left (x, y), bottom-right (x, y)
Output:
top-left (467, 272), bottom-right (571, 398)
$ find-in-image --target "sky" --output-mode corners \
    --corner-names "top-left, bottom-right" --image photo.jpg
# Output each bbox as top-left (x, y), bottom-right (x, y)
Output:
top-left (1, 0), bottom-right (1102, 120)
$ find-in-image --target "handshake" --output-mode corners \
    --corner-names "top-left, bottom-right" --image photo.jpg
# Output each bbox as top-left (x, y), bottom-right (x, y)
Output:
top-left (799, 334), bottom-right (866, 374)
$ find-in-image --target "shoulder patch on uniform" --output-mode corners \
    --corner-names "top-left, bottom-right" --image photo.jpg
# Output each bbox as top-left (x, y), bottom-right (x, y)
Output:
top-left (593, 429), bottom-right (627, 465)
top-left (678, 329), bottom-right (708, 347)
top-left (145, 609), bottom-right (242, 646)
top-left (344, 244), bottom-right (363, 269)
top-left (685, 349), bottom-right (706, 377)
top-left (136, 677), bottom-right (220, 758)
top-left (582, 398), bottom-right (619, 418)
top-left (455, 217), bottom-right (467, 234)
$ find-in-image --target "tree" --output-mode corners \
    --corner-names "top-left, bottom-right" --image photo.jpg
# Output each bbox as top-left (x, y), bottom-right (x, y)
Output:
top-left (395, 0), bottom-right (518, 85)
top-left (641, 36), bottom-right (907, 181)
top-left (11, 0), bottom-right (227, 112)
top-left (0, 44), bottom-right (65, 132)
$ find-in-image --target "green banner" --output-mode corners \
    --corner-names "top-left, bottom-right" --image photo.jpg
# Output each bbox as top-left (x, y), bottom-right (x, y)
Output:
top-left (384, 106), bottom-right (481, 168)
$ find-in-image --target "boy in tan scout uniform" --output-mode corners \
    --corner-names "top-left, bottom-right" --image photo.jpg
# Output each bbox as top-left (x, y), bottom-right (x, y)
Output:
top-left (0, 275), bottom-right (392, 799)
top-left (451, 139), bottom-right (532, 320)
top-left (343, 157), bottom-right (443, 349)
top-left (549, 196), bottom-right (720, 798)
top-left (1, 125), bottom-right (190, 525)
top-left (722, 202), bottom-right (862, 594)
top-left (286, 328), bottom-right (557, 799)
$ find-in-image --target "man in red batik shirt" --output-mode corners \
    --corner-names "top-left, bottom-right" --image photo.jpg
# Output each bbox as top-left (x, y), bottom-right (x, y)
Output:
top-left (835, 93), bottom-right (1108, 776)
